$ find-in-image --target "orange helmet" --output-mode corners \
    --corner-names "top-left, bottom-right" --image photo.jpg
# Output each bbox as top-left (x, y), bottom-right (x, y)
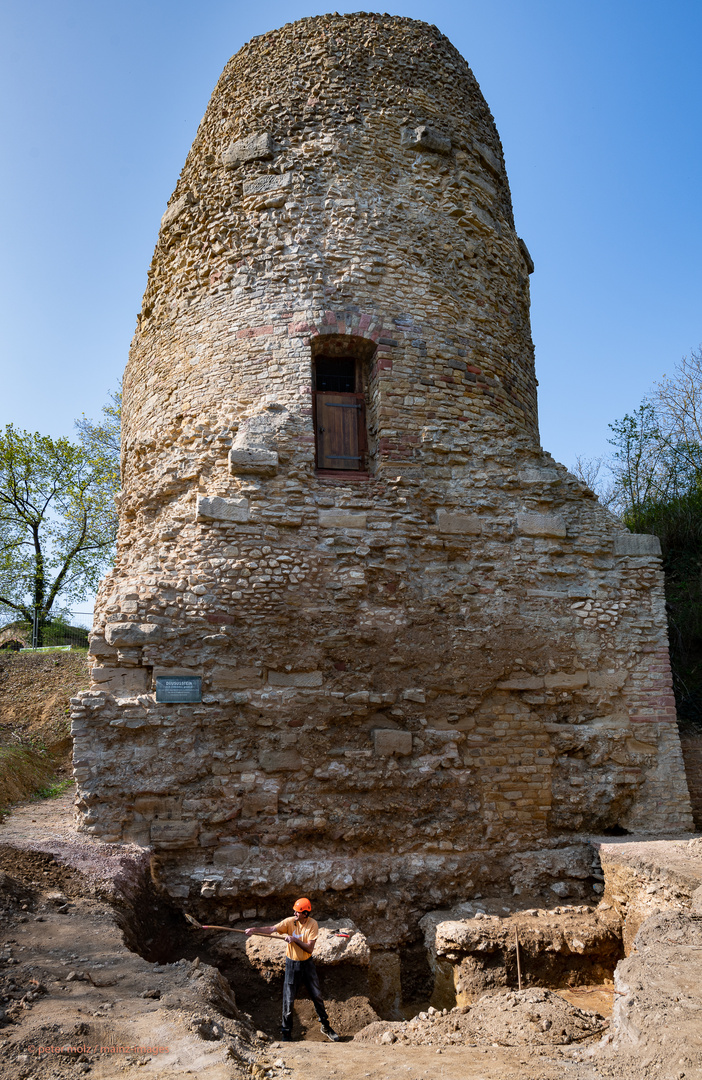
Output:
top-left (293, 897), bottom-right (312, 912)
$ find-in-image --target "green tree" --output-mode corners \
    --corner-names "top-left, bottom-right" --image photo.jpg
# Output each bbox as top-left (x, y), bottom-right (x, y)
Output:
top-left (74, 383), bottom-right (121, 485)
top-left (607, 347), bottom-right (702, 725)
top-left (0, 424), bottom-right (118, 643)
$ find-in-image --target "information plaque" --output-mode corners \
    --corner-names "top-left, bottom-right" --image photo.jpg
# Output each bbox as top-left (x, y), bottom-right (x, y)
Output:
top-left (156, 676), bottom-right (202, 703)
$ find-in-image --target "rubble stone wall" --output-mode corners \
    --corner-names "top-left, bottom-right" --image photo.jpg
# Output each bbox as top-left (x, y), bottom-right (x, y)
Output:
top-left (73, 13), bottom-right (693, 945)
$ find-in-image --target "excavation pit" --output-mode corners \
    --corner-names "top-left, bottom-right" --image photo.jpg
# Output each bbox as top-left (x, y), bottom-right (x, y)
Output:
top-left (131, 893), bottom-right (624, 1043)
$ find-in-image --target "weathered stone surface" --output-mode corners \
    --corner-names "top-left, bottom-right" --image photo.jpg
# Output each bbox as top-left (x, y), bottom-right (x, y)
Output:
top-left (212, 844), bottom-right (249, 866)
top-left (373, 729), bottom-right (413, 756)
top-left (161, 191), bottom-right (194, 229)
top-left (150, 821), bottom-right (199, 848)
top-left (259, 749), bottom-right (303, 772)
top-left (242, 171), bottom-right (291, 197)
top-left (211, 665), bottom-right (262, 689)
top-left (436, 510), bottom-right (482, 535)
top-left (104, 623), bottom-right (162, 646)
top-left (90, 667), bottom-right (150, 694)
top-left (267, 670), bottom-right (323, 688)
top-left (519, 467), bottom-right (557, 484)
top-left (241, 791), bottom-right (278, 817)
top-left (196, 495), bottom-right (249, 522)
top-left (497, 676), bottom-right (544, 691)
top-left (229, 447), bottom-right (278, 476)
top-left (614, 533), bottom-right (662, 556)
top-left (318, 509), bottom-right (367, 529)
top-left (517, 237), bottom-right (534, 275)
top-left (221, 131), bottom-right (273, 166)
top-left (516, 512), bottom-right (567, 538)
top-left (543, 671), bottom-right (588, 690)
top-left (401, 125), bottom-right (451, 154)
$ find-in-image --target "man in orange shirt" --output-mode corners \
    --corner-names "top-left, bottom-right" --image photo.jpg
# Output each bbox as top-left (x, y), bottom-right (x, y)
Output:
top-left (246, 897), bottom-right (340, 1042)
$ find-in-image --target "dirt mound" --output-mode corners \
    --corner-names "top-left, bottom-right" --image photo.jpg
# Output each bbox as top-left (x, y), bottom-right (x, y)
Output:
top-left (0, 650), bottom-right (88, 746)
top-left (355, 988), bottom-right (607, 1047)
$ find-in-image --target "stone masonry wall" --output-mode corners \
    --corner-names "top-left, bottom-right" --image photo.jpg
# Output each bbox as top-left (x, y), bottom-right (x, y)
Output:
top-left (72, 13), bottom-right (693, 947)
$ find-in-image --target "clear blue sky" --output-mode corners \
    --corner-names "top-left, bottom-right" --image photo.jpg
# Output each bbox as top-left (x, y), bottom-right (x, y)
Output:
top-left (2, 0), bottom-right (700, 463)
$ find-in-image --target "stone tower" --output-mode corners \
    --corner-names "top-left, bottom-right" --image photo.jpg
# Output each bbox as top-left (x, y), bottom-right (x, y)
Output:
top-left (75, 14), bottom-right (692, 936)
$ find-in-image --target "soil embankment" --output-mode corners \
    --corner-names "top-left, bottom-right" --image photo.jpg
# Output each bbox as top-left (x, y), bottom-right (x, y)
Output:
top-left (0, 650), bottom-right (88, 805)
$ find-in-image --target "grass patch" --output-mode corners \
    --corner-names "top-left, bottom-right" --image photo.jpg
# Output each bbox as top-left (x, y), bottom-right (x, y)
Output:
top-left (0, 745), bottom-right (63, 810)
top-left (34, 777), bottom-right (73, 799)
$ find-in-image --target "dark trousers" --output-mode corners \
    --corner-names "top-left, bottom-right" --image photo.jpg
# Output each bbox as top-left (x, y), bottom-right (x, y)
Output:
top-left (282, 957), bottom-right (329, 1034)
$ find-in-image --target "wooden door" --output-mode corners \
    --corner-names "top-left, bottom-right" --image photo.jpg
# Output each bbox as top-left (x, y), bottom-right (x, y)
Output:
top-left (315, 393), bottom-right (365, 470)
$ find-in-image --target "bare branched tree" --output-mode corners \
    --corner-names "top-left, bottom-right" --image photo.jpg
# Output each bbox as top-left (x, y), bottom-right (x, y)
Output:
top-left (570, 455), bottom-right (619, 512)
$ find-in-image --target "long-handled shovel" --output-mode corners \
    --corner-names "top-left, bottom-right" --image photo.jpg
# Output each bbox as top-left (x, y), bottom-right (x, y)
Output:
top-left (185, 913), bottom-right (286, 938)
top-left (185, 913), bottom-right (351, 938)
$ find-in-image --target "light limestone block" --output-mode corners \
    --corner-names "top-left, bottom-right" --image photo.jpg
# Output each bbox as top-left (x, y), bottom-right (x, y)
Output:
top-left (196, 495), bottom-right (249, 523)
top-left (517, 512), bottom-right (567, 538)
top-left (318, 509), bottom-right (367, 529)
top-left (614, 533), bottom-right (661, 556)
top-left (229, 447), bottom-right (279, 476)
top-left (222, 132), bottom-right (273, 166)
top-left (437, 510), bottom-right (482, 535)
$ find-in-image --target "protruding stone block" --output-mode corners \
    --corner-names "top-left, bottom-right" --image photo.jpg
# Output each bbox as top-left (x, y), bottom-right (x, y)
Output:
top-left (373, 729), bottom-right (413, 756)
top-left (160, 191), bottom-right (194, 229)
top-left (222, 132), bottom-right (273, 166)
top-left (518, 237), bottom-right (534, 275)
top-left (196, 495), bottom-right (249, 523)
top-left (318, 509), bottom-right (367, 529)
top-left (474, 140), bottom-right (501, 174)
top-left (401, 125), bottom-right (451, 155)
top-left (437, 510), bottom-right (482, 535)
top-left (517, 512), bottom-right (567, 538)
top-left (614, 533), bottom-right (661, 556)
top-left (229, 447), bottom-right (279, 476)
top-left (105, 623), bottom-right (162, 646)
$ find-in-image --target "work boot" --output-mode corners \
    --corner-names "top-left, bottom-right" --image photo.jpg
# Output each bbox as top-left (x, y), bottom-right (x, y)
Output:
top-left (321, 1024), bottom-right (340, 1042)
top-left (281, 1032), bottom-right (292, 1042)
